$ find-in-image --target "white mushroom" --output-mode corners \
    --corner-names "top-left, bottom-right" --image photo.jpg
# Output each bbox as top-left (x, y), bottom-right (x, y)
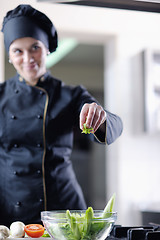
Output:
top-left (10, 221), bottom-right (25, 238)
top-left (0, 225), bottom-right (10, 240)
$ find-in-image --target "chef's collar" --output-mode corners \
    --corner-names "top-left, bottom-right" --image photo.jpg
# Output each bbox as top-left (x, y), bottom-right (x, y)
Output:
top-left (18, 72), bottom-right (49, 84)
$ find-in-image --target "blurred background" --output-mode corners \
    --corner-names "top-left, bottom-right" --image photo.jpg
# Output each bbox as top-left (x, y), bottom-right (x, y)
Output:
top-left (1, 0), bottom-right (160, 226)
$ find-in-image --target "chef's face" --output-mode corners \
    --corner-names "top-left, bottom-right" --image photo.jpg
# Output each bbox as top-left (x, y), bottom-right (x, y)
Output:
top-left (9, 37), bottom-right (48, 85)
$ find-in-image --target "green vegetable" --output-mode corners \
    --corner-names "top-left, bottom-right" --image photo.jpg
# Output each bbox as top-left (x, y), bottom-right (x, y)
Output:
top-left (82, 207), bottom-right (94, 235)
top-left (48, 193), bottom-right (116, 240)
top-left (102, 193), bottom-right (116, 218)
top-left (81, 123), bottom-right (94, 134)
top-left (42, 230), bottom-right (50, 237)
top-left (66, 210), bottom-right (81, 239)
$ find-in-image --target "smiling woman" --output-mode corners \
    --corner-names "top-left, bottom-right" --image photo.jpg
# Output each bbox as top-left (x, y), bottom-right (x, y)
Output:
top-left (0, 4), bottom-right (123, 227)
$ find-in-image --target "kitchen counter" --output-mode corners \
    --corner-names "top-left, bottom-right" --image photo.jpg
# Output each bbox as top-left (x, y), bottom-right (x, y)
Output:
top-left (8, 238), bottom-right (50, 240)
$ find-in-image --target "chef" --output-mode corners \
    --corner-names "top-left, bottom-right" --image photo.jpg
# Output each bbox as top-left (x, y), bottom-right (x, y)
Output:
top-left (0, 4), bottom-right (123, 227)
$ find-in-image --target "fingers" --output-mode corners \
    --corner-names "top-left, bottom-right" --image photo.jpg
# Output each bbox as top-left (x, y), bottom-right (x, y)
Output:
top-left (80, 102), bottom-right (106, 132)
top-left (93, 109), bottom-right (106, 132)
top-left (85, 103), bottom-right (97, 129)
top-left (79, 104), bottom-right (89, 129)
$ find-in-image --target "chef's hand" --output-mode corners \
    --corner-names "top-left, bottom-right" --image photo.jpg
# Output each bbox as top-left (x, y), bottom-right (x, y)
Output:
top-left (80, 102), bottom-right (106, 133)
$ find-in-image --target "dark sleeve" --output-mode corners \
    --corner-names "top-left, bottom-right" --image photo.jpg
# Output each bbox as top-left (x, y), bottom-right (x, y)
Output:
top-left (94, 110), bottom-right (123, 145)
top-left (72, 85), bottom-right (123, 145)
top-left (0, 81), bottom-right (6, 90)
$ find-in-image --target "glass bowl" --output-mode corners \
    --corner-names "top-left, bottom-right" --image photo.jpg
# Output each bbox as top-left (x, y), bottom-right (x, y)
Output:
top-left (41, 210), bottom-right (117, 240)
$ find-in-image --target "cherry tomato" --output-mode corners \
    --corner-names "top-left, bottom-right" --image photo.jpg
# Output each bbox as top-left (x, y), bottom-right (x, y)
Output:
top-left (24, 224), bottom-right (45, 238)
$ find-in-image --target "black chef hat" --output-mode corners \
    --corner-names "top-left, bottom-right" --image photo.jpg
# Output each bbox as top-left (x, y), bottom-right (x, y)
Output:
top-left (1, 4), bottom-right (58, 53)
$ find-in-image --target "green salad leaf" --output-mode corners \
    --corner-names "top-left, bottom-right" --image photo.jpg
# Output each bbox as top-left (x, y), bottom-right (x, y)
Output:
top-left (81, 123), bottom-right (94, 134)
top-left (42, 230), bottom-right (51, 237)
top-left (48, 193), bottom-right (116, 240)
top-left (102, 193), bottom-right (116, 218)
top-left (82, 207), bottom-right (94, 235)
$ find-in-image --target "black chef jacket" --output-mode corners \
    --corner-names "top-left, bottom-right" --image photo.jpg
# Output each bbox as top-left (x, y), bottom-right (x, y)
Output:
top-left (0, 72), bottom-right (123, 226)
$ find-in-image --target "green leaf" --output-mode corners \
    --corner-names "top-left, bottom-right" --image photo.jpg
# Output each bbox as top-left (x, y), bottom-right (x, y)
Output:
top-left (102, 193), bottom-right (116, 218)
top-left (81, 123), bottom-right (94, 134)
top-left (82, 207), bottom-right (94, 236)
top-left (42, 230), bottom-right (51, 237)
top-left (66, 210), bottom-right (81, 239)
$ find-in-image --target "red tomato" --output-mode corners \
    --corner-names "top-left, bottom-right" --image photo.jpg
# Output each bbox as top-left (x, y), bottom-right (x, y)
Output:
top-left (24, 224), bottom-right (45, 238)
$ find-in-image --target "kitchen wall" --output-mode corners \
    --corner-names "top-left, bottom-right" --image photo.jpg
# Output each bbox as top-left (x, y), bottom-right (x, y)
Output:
top-left (1, 0), bottom-right (160, 226)
top-left (105, 34), bottom-right (160, 225)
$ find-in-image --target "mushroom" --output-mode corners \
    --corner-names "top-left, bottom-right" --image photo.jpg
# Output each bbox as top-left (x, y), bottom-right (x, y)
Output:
top-left (10, 221), bottom-right (25, 238)
top-left (0, 225), bottom-right (10, 240)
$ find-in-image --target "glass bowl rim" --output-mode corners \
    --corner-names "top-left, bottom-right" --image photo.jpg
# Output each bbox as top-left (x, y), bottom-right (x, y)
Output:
top-left (41, 210), bottom-right (117, 223)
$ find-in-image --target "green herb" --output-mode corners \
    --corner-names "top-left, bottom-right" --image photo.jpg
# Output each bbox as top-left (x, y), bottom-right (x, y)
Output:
top-left (42, 230), bottom-right (50, 237)
top-left (81, 123), bottom-right (94, 134)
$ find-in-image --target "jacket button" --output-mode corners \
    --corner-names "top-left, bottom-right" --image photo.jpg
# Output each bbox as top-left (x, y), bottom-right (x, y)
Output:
top-left (13, 171), bottom-right (18, 175)
top-left (14, 144), bottom-right (18, 148)
top-left (11, 115), bottom-right (16, 119)
top-left (15, 89), bottom-right (19, 94)
top-left (37, 143), bottom-right (41, 148)
top-left (37, 115), bottom-right (42, 119)
top-left (39, 91), bottom-right (44, 95)
top-left (39, 198), bottom-right (43, 202)
top-left (37, 170), bottom-right (41, 174)
top-left (40, 76), bottom-right (45, 82)
top-left (16, 201), bottom-right (21, 206)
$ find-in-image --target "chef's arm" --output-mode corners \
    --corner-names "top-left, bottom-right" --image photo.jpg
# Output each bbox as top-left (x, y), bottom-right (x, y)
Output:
top-left (80, 103), bottom-right (123, 145)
